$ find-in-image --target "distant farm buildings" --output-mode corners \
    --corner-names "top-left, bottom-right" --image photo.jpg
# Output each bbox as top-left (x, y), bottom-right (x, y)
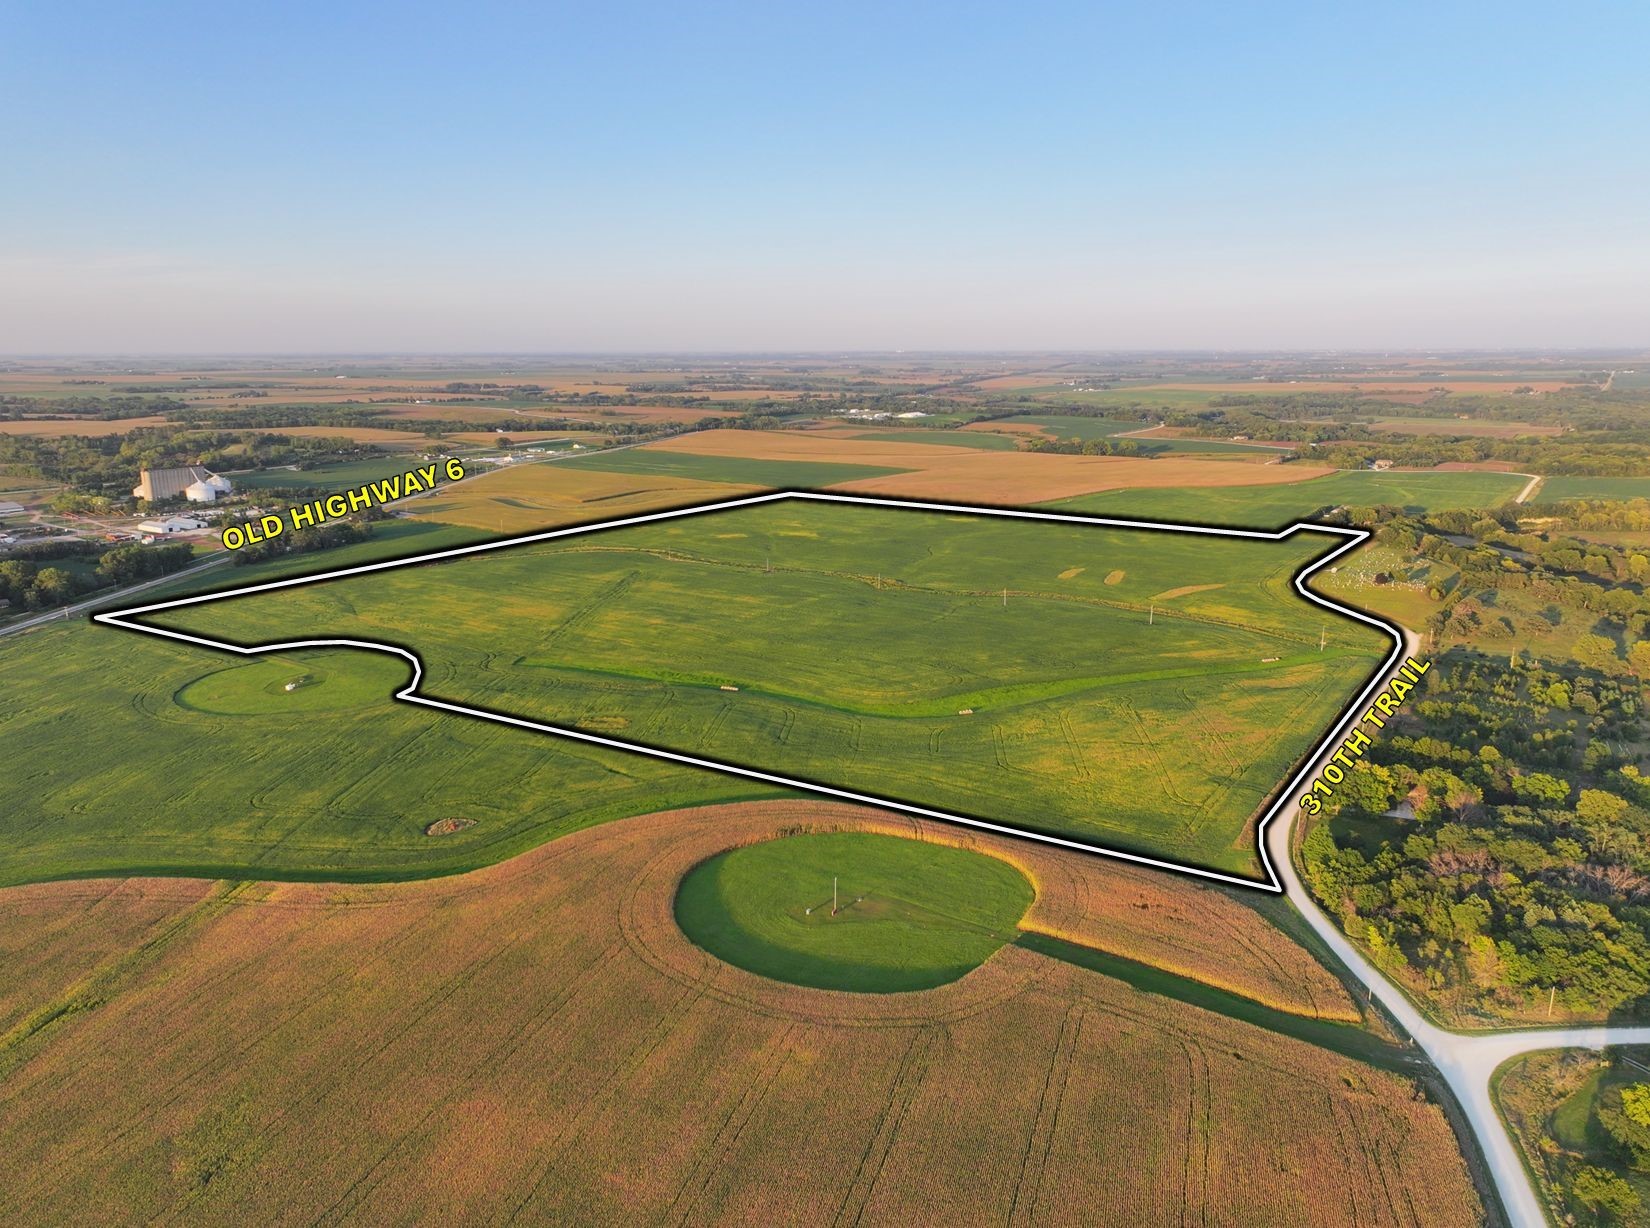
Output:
top-left (133, 465), bottom-right (233, 504)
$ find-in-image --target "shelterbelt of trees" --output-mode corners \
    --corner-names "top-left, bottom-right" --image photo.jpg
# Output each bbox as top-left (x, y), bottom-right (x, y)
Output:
top-left (0, 431), bottom-right (382, 508)
top-left (0, 393), bottom-right (190, 420)
top-left (1142, 387), bottom-right (1650, 464)
top-left (1301, 500), bottom-right (1650, 1023)
top-left (0, 540), bottom-right (194, 614)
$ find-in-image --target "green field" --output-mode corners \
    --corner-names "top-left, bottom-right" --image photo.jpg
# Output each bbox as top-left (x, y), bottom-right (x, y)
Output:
top-left (1138, 437), bottom-right (1292, 456)
top-left (1538, 476), bottom-right (1650, 502)
top-left (1054, 468), bottom-right (1527, 527)
top-left (0, 521), bottom-right (775, 888)
top-left (176, 651), bottom-right (411, 715)
top-left (674, 831), bottom-right (1032, 991)
top-left (557, 447), bottom-right (907, 488)
top-left (0, 619), bottom-right (772, 888)
top-left (230, 457), bottom-right (430, 491)
top-left (138, 499), bottom-right (1387, 878)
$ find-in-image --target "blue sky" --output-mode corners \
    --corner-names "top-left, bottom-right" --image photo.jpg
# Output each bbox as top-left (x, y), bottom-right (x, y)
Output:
top-left (3, 1), bottom-right (1646, 351)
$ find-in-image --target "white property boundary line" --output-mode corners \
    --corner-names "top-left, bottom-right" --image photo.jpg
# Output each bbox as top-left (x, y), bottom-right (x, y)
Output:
top-left (91, 490), bottom-right (1404, 894)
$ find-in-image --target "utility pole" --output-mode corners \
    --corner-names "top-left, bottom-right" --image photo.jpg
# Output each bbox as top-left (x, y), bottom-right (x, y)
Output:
top-left (1319, 625), bottom-right (1326, 652)
top-left (1149, 604), bottom-right (1154, 625)
top-left (1002, 587), bottom-right (1007, 609)
top-left (832, 876), bottom-right (838, 916)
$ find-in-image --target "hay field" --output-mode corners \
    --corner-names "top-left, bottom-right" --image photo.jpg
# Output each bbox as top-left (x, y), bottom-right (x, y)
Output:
top-left (0, 803), bottom-right (1481, 1225)
top-left (1538, 476), bottom-right (1650, 501)
top-left (406, 462), bottom-right (761, 533)
top-left (640, 429), bottom-right (1333, 503)
top-left (147, 499), bottom-right (1387, 879)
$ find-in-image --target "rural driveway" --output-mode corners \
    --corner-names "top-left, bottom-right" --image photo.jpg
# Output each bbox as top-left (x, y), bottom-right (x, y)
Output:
top-left (1270, 628), bottom-right (1650, 1227)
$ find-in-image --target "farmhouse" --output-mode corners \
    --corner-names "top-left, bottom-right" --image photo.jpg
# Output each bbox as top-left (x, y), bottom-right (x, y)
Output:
top-left (133, 465), bottom-right (234, 504)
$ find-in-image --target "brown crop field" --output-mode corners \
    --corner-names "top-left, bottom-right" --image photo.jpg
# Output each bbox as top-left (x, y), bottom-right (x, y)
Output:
top-left (0, 878), bottom-right (216, 1040)
top-left (408, 462), bottom-right (760, 533)
top-left (1433, 460), bottom-right (1543, 474)
top-left (0, 801), bottom-right (1479, 1224)
top-left (645, 429), bottom-right (1335, 503)
top-left (964, 419), bottom-right (1054, 436)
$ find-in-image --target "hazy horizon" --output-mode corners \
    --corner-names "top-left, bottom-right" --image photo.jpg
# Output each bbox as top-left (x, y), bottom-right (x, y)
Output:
top-left (5, 347), bottom-right (1649, 363)
top-left (6, 1), bottom-right (1647, 352)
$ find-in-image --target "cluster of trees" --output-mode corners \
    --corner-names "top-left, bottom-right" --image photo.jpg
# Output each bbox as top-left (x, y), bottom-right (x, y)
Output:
top-left (230, 518), bottom-right (372, 566)
top-left (0, 394), bottom-right (187, 420)
top-left (1144, 385), bottom-right (1650, 464)
top-left (0, 428), bottom-right (391, 506)
top-left (1369, 503), bottom-right (1650, 649)
top-left (1300, 652), bottom-right (1650, 1016)
top-left (94, 542), bottom-right (194, 584)
top-left (0, 540), bottom-right (193, 612)
top-left (1302, 500), bottom-right (1650, 1018)
top-left (0, 560), bottom-right (81, 610)
top-left (1312, 437), bottom-right (1650, 476)
top-left (1024, 436), bottom-right (1149, 457)
top-left (1568, 1161), bottom-right (1640, 1221)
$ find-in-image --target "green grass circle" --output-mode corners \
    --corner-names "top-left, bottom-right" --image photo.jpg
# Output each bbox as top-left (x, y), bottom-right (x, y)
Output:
top-left (673, 831), bottom-right (1034, 993)
top-left (174, 653), bottom-right (407, 716)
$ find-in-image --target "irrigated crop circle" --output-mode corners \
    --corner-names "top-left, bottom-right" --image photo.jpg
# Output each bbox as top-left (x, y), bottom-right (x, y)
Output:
top-left (174, 654), bottom-right (405, 716)
top-left (673, 831), bottom-right (1033, 992)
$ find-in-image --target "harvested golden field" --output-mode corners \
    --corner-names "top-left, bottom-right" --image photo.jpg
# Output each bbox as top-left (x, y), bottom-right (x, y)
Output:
top-left (407, 461), bottom-right (760, 533)
top-left (252, 423), bottom-right (432, 446)
top-left (594, 403), bottom-right (746, 420)
top-left (970, 373), bottom-right (1073, 390)
top-left (367, 403), bottom-right (531, 422)
top-left (442, 429), bottom-right (605, 445)
top-left (1434, 460), bottom-right (1542, 473)
top-left (646, 429), bottom-right (1334, 503)
top-left (0, 802), bottom-right (1479, 1225)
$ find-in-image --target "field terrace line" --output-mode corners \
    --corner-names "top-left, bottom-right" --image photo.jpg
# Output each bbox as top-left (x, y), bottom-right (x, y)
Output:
top-left (91, 489), bottom-right (1402, 893)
